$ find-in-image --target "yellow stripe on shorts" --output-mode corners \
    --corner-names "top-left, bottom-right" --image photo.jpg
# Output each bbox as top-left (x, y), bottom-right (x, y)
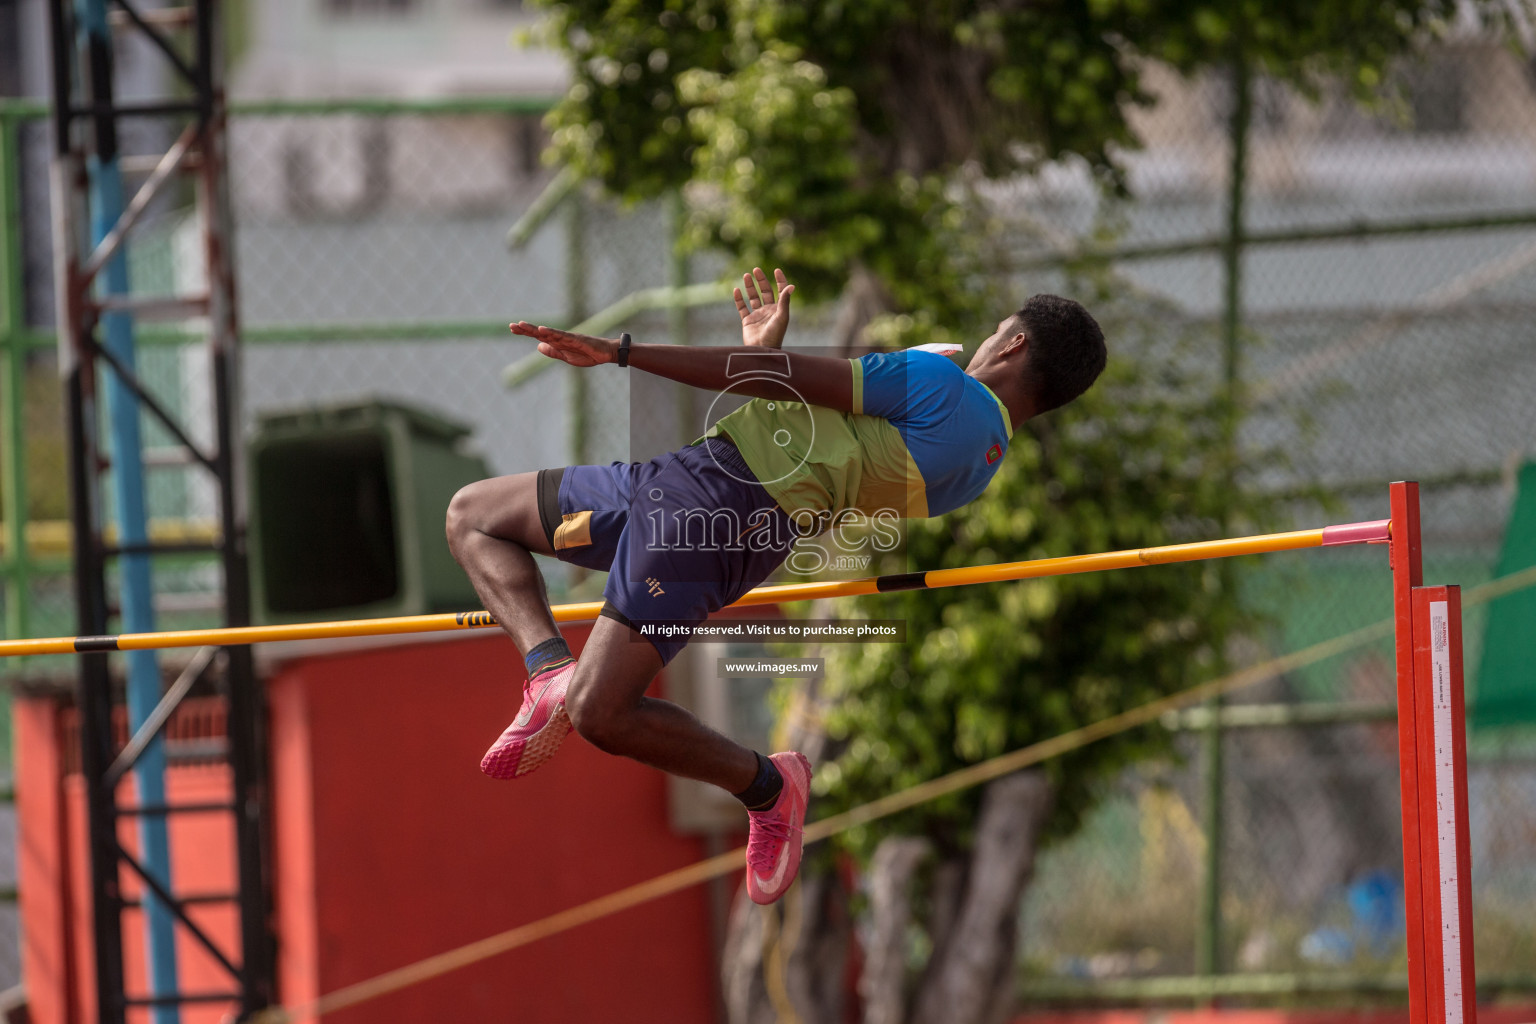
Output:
top-left (553, 510), bottom-right (594, 550)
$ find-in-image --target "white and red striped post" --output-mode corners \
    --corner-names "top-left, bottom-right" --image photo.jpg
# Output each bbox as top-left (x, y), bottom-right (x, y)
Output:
top-left (1391, 481), bottom-right (1477, 1024)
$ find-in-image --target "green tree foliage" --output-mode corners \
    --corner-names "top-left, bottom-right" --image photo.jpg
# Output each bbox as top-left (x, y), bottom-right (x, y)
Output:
top-left (530, 0), bottom-right (1472, 309)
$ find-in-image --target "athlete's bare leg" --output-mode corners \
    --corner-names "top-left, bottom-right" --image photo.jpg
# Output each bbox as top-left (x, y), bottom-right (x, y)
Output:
top-left (445, 472), bottom-right (561, 655)
top-left (565, 615), bottom-right (758, 793)
top-left (447, 473), bottom-right (758, 793)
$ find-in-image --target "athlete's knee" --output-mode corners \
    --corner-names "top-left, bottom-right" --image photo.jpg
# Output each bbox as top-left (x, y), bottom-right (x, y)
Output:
top-left (446, 473), bottom-right (548, 560)
top-left (444, 482), bottom-right (487, 557)
top-left (565, 680), bottom-right (632, 754)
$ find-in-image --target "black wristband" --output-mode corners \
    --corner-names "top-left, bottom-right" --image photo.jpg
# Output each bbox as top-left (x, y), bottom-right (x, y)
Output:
top-left (616, 332), bottom-right (632, 368)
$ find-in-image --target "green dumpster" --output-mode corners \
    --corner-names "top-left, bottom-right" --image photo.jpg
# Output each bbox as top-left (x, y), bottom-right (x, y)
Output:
top-left (248, 399), bottom-right (491, 624)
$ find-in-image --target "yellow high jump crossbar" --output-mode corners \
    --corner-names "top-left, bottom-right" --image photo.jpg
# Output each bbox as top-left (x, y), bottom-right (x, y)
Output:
top-left (0, 518), bottom-right (1389, 658)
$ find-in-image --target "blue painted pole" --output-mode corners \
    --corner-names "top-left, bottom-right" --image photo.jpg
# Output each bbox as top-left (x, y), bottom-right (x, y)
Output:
top-left (75, 1), bottom-right (182, 1020)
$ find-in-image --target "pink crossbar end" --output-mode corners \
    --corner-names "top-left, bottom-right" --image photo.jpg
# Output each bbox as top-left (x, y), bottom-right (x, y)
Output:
top-left (1321, 518), bottom-right (1392, 546)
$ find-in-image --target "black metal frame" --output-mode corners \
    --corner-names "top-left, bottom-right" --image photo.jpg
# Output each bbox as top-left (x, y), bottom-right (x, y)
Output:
top-left (47, 0), bottom-right (273, 1020)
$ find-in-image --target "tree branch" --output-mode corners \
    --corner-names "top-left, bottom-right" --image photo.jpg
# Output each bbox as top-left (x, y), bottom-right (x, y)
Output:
top-left (911, 771), bottom-right (1056, 1024)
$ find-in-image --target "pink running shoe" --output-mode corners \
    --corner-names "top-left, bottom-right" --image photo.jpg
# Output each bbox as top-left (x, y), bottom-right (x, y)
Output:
top-left (745, 752), bottom-right (813, 905)
top-left (480, 661), bottom-right (576, 780)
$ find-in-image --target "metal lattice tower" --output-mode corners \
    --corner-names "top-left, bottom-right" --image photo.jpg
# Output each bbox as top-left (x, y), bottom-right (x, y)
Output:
top-left (46, 0), bottom-right (273, 1020)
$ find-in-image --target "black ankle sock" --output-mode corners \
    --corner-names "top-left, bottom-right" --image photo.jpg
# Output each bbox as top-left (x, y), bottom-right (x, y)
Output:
top-left (734, 752), bottom-right (784, 811)
top-left (525, 636), bottom-right (573, 678)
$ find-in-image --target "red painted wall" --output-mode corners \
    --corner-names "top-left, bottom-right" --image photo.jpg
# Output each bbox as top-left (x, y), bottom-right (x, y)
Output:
top-left (269, 625), bottom-right (718, 1023)
top-left (18, 623), bottom-right (719, 1023)
top-left (18, 700), bottom-right (244, 1024)
top-left (16, 696), bottom-right (77, 1024)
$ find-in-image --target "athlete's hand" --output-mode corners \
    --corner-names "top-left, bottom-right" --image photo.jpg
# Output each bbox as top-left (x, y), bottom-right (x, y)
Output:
top-left (511, 321), bottom-right (618, 367)
top-left (735, 267), bottom-right (795, 349)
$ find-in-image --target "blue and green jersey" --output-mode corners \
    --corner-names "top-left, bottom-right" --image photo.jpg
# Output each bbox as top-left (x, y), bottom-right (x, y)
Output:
top-left (703, 349), bottom-right (1013, 522)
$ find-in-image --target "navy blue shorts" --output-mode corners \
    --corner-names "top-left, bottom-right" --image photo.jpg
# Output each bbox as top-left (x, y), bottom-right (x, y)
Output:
top-left (536, 438), bottom-right (797, 664)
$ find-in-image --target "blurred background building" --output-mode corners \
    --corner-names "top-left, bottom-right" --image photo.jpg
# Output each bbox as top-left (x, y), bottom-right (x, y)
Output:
top-left (237, 0), bottom-right (566, 100)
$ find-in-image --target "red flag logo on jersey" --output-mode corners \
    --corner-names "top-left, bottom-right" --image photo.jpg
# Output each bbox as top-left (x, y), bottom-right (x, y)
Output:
top-left (986, 444), bottom-right (1003, 465)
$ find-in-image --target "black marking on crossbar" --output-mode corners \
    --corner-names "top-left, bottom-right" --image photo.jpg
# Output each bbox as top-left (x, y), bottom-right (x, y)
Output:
top-left (75, 635), bottom-right (121, 652)
top-left (875, 572), bottom-right (928, 593)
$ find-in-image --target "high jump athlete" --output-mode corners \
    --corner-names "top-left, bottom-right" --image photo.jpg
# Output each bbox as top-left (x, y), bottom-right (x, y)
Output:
top-left (446, 268), bottom-right (1105, 905)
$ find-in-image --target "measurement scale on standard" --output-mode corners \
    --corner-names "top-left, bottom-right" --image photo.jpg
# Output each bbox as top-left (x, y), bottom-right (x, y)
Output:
top-left (1429, 600), bottom-right (1464, 1024)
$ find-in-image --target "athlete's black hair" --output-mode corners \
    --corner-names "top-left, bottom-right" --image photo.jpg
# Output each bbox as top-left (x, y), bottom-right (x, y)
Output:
top-left (1010, 294), bottom-right (1106, 414)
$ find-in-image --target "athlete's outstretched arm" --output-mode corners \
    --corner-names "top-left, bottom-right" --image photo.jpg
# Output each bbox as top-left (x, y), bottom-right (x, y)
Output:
top-left (511, 322), bottom-right (855, 413)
